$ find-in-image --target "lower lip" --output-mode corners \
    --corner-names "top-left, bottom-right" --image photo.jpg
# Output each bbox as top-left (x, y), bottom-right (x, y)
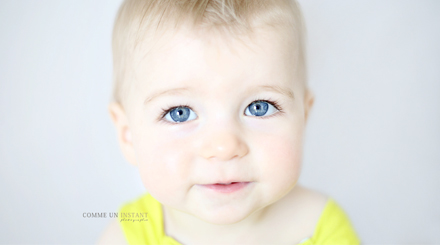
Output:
top-left (201, 182), bottom-right (251, 193)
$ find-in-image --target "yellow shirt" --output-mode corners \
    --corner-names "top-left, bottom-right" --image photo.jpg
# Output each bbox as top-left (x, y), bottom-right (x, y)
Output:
top-left (118, 193), bottom-right (360, 245)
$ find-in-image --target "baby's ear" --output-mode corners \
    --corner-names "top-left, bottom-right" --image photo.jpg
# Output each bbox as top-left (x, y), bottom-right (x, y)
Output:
top-left (108, 102), bottom-right (137, 166)
top-left (304, 89), bottom-right (315, 123)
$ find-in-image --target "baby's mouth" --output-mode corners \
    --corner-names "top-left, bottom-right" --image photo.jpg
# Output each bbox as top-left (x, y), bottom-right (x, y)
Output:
top-left (214, 182), bottom-right (236, 185)
top-left (200, 182), bottom-right (251, 193)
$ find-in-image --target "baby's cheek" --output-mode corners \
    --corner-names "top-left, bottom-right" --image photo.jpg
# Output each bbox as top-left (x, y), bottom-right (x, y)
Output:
top-left (257, 132), bottom-right (303, 192)
top-left (136, 136), bottom-right (193, 204)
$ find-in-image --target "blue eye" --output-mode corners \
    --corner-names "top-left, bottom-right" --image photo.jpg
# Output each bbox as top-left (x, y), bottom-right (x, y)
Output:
top-left (244, 101), bottom-right (278, 117)
top-left (164, 106), bottom-right (197, 123)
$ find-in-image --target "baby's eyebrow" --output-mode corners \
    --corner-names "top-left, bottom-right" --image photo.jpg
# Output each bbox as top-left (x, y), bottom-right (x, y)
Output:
top-left (143, 85), bottom-right (294, 105)
top-left (252, 85), bottom-right (295, 100)
top-left (144, 87), bottom-right (192, 105)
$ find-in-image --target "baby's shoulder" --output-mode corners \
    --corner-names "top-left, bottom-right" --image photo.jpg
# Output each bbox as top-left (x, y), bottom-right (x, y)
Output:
top-left (266, 185), bottom-right (328, 243)
top-left (278, 184), bottom-right (329, 220)
top-left (276, 185), bottom-right (360, 244)
top-left (289, 184), bottom-right (329, 209)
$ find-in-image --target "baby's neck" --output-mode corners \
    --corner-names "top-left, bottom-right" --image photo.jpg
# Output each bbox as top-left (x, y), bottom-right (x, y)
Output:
top-left (162, 202), bottom-right (270, 245)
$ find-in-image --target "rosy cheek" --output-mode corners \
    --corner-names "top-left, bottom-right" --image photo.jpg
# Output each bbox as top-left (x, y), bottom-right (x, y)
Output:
top-left (136, 134), bottom-right (193, 201)
top-left (257, 130), bottom-right (303, 189)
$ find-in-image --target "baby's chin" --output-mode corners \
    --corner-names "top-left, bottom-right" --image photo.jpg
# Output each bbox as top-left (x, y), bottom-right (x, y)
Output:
top-left (191, 206), bottom-right (255, 225)
top-left (185, 196), bottom-right (264, 225)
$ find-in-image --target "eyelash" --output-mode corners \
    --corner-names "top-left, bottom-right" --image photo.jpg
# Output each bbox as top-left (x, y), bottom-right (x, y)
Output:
top-left (157, 98), bottom-right (283, 123)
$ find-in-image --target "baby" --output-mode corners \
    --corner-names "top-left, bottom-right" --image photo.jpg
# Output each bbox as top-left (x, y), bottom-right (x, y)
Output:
top-left (101, 0), bottom-right (360, 244)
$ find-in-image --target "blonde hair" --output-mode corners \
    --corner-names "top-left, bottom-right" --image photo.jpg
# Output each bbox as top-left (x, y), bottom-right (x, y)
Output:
top-left (111, 0), bottom-right (307, 107)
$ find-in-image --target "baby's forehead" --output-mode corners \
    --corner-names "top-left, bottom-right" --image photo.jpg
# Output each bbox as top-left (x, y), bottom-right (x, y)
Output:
top-left (134, 25), bottom-right (296, 71)
top-left (133, 28), bottom-right (295, 85)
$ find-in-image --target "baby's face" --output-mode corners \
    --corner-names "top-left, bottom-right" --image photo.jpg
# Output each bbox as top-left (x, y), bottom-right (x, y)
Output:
top-left (119, 26), bottom-right (311, 224)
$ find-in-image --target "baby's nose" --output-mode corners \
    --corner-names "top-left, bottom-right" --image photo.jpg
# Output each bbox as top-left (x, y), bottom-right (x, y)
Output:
top-left (198, 130), bottom-right (249, 161)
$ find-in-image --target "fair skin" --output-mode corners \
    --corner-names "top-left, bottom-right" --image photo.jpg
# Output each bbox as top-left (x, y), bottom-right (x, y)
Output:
top-left (100, 25), bottom-right (327, 244)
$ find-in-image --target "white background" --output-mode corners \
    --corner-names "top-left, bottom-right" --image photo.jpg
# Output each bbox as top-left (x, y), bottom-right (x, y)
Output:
top-left (1, 0), bottom-right (439, 244)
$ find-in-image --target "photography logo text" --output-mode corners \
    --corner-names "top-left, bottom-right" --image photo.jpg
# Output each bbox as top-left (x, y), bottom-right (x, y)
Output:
top-left (83, 212), bottom-right (148, 222)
